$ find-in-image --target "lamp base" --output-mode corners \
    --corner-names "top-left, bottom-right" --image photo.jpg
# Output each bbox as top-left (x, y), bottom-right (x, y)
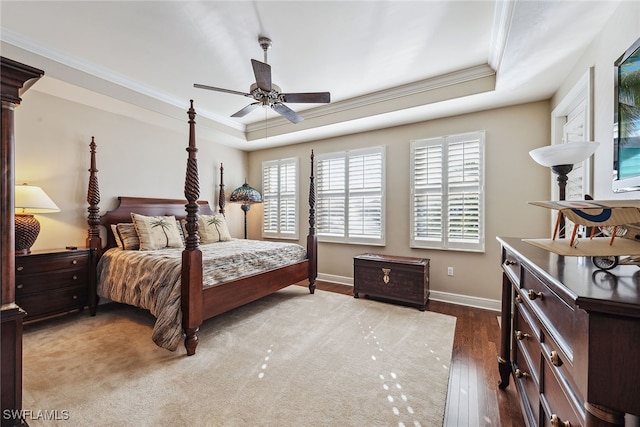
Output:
top-left (15, 214), bottom-right (40, 255)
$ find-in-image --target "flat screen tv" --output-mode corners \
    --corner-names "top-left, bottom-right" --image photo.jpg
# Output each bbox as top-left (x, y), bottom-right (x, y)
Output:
top-left (613, 36), bottom-right (640, 192)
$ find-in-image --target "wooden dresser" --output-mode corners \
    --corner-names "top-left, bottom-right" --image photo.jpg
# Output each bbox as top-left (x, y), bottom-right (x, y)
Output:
top-left (15, 249), bottom-right (92, 321)
top-left (497, 237), bottom-right (640, 427)
top-left (354, 253), bottom-right (429, 310)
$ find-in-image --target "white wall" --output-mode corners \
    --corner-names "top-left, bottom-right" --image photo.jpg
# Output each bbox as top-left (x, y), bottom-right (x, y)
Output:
top-left (552, 1), bottom-right (640, 199)
top-left (248, 101), bottom-right (551, 304)
top-left (14, 89), bottom-right (248, 252)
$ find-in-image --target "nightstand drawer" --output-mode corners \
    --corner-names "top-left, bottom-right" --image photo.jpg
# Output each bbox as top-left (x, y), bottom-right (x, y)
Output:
top-left (18, 286), bottom-right (88, 320)
top-left (16, 251), bottom-right (89, 274)
top-left (16, 269), bottom-right (88, 296)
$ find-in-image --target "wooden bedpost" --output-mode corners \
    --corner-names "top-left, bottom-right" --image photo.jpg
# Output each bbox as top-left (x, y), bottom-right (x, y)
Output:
top-left (86, 137), bottom-right (101, 316)
top-left (86, 137), bottom-right (101, 253)
top-left (218, 163), bottom-right (226, 215)
top-left (182, 99), bottom-right (203, 356)
top-left (307, 150), bottom-right (317, 294)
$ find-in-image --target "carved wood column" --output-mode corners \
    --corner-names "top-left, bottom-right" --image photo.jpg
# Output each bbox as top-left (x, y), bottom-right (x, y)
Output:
top-left (1, 56), bottom-right (44, 427)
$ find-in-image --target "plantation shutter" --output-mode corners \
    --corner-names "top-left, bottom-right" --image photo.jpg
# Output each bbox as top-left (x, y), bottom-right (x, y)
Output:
top-left (262, 158), bottom-right (298, 239)
top-left (317, 147), bottom-right (385, 244)
top-left (411, 132), bottom-right (484, 252)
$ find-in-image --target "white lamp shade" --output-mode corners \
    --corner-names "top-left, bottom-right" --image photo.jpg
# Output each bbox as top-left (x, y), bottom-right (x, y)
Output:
top-left (15, 184), bottom-right (60, 214)
top-left (529, 141), bottom-right (600, 168)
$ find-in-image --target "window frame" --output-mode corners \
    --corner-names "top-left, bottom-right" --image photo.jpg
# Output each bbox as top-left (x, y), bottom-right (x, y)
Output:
top-left (316, 146), bottom-right (386, 246)
top-left (410, 131), bottom-right (485, 252)
top-left (262, 157), bottom-right (299, 240)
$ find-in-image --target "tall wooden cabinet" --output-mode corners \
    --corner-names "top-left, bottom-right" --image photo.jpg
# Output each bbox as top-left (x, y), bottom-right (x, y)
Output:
top-left (497, 237), bottom-right (640, 426)
top-left (1, 57), bottom-right (44, 427)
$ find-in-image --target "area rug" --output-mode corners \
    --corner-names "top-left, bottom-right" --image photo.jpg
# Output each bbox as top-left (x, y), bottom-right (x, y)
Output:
top-left (22, 286), bottom-right (456, 427)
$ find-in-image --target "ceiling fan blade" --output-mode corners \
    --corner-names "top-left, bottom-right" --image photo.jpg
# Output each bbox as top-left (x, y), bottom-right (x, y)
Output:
top-left (194, 83), bottom-right (249, 97)
top-left (231, 102), bottom-right (261, 118)
top-left (251, 59), bottom-right (272, 92)
top-left (272, 102), bottom-right (303, 124)
top-left (281, 92), bottom-right (331, 104)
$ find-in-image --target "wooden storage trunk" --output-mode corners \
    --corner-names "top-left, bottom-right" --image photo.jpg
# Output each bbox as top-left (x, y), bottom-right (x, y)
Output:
top-left (353, 253), bottom-right (430, 310)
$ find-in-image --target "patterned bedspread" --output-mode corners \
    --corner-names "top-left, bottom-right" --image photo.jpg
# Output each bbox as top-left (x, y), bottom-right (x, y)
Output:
top-left (96, 239), bottom-right (307, 351)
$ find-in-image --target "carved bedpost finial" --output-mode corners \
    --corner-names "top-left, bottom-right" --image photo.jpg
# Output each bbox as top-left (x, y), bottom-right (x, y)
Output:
top-left (218, 163), bottom-right (226, 215)
top-left (86, 136), bottom-right (101, 251)
top-left (184, 99), bottom-right (200, 250)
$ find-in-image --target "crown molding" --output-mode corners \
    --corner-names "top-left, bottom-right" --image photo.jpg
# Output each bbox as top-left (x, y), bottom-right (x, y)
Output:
top-left (1, 29), bottom-right (244, 131)
top-left (246, 63), bottom-right (496, 133)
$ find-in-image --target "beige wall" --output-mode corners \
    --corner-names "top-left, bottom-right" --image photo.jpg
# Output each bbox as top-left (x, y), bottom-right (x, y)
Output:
top-left (552, 1), bottom-right (640, 199)
top-left (14, 90), bottom-right (249, 252)
top-left (248, 101), bottom-right (551, 303)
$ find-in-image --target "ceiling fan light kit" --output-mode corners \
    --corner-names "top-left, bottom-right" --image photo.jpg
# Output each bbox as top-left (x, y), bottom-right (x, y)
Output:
top-left (194, 36), bottom-right (330, 124)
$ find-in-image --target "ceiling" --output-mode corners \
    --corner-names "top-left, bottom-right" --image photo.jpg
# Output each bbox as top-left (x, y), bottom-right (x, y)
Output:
top-left (0, 1), bottom-right (620, 151)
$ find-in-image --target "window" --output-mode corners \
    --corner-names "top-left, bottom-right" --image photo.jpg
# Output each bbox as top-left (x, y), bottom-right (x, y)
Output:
top-left (410, 131), bottom-right (485, 252)
top-left (262, 158), bottom-right (298, 239)
top-left (316, 147), bottom-right (385, 245)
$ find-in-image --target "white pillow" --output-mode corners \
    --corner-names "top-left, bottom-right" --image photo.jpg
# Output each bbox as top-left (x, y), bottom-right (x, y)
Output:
top-left (198, 214), bottom-right (232, 243)
top-left (131, 213), bottom-right (184, 250)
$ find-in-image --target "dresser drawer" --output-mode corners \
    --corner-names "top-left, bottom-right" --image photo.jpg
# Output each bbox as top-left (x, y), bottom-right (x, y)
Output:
top-left (519, 267), bottom-right (575, 361)
top-left (18, 286), bottom-right (87, 320)
top-left (354, 254), bottom-right (429, 310)
top-left (502, 246), bottom-right (521, 285)
top-left (514, 302), bottom-right (541, 382)
top-left (513, 346), bottom-right (540, 424)
top-left (541, 357), bottom-right (584, 427)
top-left (16, 269), bottom-right (88, 296)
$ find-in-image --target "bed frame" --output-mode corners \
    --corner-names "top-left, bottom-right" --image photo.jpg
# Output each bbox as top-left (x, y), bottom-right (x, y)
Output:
top-left (86, 100), bottom-right (317, 356)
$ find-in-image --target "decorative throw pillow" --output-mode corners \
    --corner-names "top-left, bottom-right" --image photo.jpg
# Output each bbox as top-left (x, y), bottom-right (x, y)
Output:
top-left (110, 224), bottom-right (123, 249)
top-left (198, 214), bottom-right (232, 243)
top-left (115, 223), bottom-right (140, 250)
top-left (131, 213), bottom-right (184, 250)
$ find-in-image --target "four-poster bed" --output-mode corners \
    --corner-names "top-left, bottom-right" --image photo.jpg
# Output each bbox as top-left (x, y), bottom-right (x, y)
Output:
top-left (86, 100), bottom-right (317, 356)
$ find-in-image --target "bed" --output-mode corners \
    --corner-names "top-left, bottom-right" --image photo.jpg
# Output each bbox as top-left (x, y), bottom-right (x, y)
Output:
top-left (85, 100), bottom-right (317, 355)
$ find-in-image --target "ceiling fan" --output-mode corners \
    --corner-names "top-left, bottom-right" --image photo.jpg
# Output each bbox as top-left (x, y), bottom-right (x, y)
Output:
top-left (194, 37), bottom-right (330, 124)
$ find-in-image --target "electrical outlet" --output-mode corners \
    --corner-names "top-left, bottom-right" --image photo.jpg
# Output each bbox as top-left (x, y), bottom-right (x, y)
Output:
top-left (447, 267), bottom-right (454, 276)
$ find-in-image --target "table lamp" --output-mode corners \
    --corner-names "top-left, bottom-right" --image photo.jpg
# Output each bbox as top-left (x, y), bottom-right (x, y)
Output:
top-left (15, 183), bottom-right (60, 255)
top-left (229, 181), bottom-right (262, 239)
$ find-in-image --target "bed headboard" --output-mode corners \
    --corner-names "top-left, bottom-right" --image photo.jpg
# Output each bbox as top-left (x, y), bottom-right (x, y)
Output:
top-left (99, 196), bottom-right (216, 249)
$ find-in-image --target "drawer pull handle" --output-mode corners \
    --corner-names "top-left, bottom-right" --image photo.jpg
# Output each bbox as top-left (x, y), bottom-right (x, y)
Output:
top-left (528, 289), bottom-right (544, 300)
top-left (72, 275), bottom-right (78, 280)
top-left (17, 266), bottom-right (24, 272)
top-left (17, 284), bottom-right (23, 289)
top-left (550, 350), bottom-right (563, 367)
top-left (516, 294), bottom-right (523, 304)
top-left (505, 259), bottom-right (516, 266)
top-left (73, 295), bottom-right (78, 300)
top-left (72, 260), bottom-right (78, 265)
top-left (515, 330), bottom-right (530, 341)
top-left (381, 268), bottom-right (391, 284)
top-left (514, 369), bottom-right (529, 379)
top-left (550, 414), bottom-right (571, 427)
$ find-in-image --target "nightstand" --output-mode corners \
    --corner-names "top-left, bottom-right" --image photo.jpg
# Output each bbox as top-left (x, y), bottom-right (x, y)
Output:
top-left (15, 248), bottom-right (92, 321)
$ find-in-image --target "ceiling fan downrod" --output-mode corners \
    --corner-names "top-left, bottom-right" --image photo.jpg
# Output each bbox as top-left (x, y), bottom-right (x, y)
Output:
top-left (258, 37), bottom-right (272, 63)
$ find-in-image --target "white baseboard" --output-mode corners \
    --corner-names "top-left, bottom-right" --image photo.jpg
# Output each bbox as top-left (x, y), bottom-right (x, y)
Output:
top-left (429, 290), bottom-right (501, 312)
top-left (317, 274), bottom-right (501, 312)
top-left (317, 273), bottom-right (353, 286)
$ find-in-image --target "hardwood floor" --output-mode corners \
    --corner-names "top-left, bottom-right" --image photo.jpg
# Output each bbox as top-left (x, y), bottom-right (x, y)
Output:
top-left (309, 281), bottom-right (526, 427)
